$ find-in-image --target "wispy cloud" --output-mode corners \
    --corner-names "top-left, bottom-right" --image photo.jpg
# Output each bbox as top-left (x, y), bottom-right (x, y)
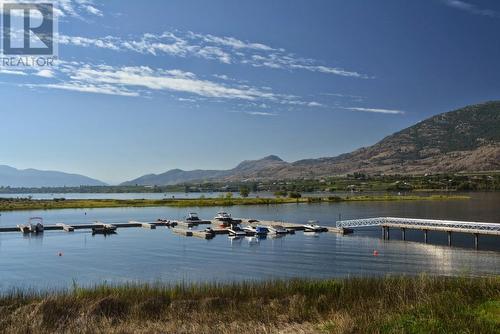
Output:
top-left (35, 69), bottom-right (55, 78)
top-left (57, 30), bottom-right (369, 78)
top-left (443, 0), bottom-right (499, 18)
top-left (228, 110), bottom-right (277, 117)
top-left (0, 0), bottom-right (103, 18)
top-left (33, 82), bottom-right (140, 97)
top-left (19, 61), bottom-right (323, 112)
top-left (0, 69), bottom-right (27, 76)
top-left (345, 107), bottom-right (405, 115)
top-left (245, 111), bottom-right (276, 116)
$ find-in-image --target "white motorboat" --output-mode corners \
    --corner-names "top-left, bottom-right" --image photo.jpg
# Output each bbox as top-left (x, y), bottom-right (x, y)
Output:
top-left (267, 225), bottom-right (288, 234)
top-left (215, 211), bottom-right (232, 222)
top-left (228, 226), bottom-right (247, 237)
top-left (243, 226), bottom-right (256, 235)
top-left (243, 225), bottom-right (269, 236)
top-left (19, 217), bottom-right (44, 234)
top-left (186, 212), bottom-right (202, 222)
top-left (303, 221), bottom-right (325, 232)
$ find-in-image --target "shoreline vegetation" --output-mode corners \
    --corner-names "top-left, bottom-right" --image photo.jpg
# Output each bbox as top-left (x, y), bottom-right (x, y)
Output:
top-left (0, 172), bottom-right (498, 195)
top-left (0, 194), bottom-right (469, 211)
top-left (0, 276), bottom-right (498, 333)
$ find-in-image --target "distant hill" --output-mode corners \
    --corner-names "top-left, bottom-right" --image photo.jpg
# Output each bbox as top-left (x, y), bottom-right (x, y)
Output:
top-left (0, 165), bottom-right (107, 187)
top-left (264, 100), bottom-right (500, 177)
top-left (121, 155), bottom-right (288, 186)
top-left (123, 101), bottom-right (500, 185)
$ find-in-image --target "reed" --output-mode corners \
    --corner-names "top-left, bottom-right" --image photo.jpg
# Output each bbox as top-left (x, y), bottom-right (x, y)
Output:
top-left (0, 276), bottom-right (498, 333)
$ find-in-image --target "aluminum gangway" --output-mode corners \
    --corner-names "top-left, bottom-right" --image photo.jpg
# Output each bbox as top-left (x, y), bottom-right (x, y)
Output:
top-left (336, 217), bottom-right (500, 249)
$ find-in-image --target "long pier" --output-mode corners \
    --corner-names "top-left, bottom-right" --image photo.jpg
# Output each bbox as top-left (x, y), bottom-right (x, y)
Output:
top-left (0, 218), bottom-right (349, 235)
top-left (336, 217), bottom-right (500, 249)
top-left (2, 216), bottom-right (496, 250)
top-left (0, 220), bottom-right (174, 233)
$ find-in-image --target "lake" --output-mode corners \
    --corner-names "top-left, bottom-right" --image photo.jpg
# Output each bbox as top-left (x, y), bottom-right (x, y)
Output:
top-left (0, 192), bottom-right (499, 292)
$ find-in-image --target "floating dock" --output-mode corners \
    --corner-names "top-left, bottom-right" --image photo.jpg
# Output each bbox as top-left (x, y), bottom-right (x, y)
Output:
top-left (1, 216), bottom-right (496, 250)
top-left (0, 220), bottom-right (174, 234)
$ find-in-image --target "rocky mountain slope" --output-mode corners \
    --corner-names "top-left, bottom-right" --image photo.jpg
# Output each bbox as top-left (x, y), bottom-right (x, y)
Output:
top-left (124, 101), bottom-right (500, 185)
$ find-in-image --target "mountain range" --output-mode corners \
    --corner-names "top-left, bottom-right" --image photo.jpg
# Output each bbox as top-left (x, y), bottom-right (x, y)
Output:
top-left (0, 166), bottom-right (106, 188)
top-left (123, 101), bottom-right (500, 185)
top-left (1, 101), bottom-right (498, 188)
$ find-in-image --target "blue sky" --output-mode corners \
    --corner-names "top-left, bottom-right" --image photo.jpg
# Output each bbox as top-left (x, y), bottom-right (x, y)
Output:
top-left (1, 0), bottom-right (499, 184)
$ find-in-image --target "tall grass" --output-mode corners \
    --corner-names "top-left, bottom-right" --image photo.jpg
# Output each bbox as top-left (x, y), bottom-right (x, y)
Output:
top-left (0, 276), bottom-right (498, 333)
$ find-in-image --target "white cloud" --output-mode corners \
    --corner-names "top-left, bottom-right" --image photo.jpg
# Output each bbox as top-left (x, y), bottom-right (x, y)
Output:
top-left (245, 111), bottom-right (276, 116)
top-left (57, 30), bottom-right (370, 79)
top-left (190, 32), bottom-right (276, 51)
top-left (0, 69), bottom-right (27, 76)
top-left (228, 110), bottom-right (277, 116)
top-left (36, 69), bottom-right (55, 78)
top-left (65, 65), bottom-right (276, 100)
top-left (0, 0), bottom-right (103, 17)
top-left (19, 62), bottom-right (324, 112)
top-left (346, 107), bottom-right (405, 115)
top-left (29, 82), bottom-right (139, 97)
top-left (83, 4), bottom-right (102, 16)
top-left (443, 0), bottom-right (499, 18)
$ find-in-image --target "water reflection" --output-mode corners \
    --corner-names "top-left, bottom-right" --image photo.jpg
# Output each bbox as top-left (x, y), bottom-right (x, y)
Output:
top-left (0, 193), bottom-right (499, 292)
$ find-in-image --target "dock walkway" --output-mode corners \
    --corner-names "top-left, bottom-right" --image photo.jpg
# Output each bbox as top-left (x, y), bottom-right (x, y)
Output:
top-left (336, 217), bottom-right (500, 249)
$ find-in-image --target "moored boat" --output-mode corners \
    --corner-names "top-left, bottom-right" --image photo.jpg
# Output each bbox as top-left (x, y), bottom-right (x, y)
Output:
top-left (228, 226), bottom-right (246, 237)
top-left (215, 211), bottom-right (234, 227)
top-left (92, 223), bottom-right (117, 235)
top-left (186, 212), bottom-right (202, 222)
top-left (268, 225), bottom-right (288, 235)
top-left (19, 217), bottom-right (44, 234)
top-left (303, 220), bottom-right (326, 232)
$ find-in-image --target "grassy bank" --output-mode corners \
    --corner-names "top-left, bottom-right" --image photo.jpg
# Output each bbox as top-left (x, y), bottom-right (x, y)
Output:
top-left (0, 276), bottom-right (498, 333)
top-left (0, 194), bottom-right (469, 211)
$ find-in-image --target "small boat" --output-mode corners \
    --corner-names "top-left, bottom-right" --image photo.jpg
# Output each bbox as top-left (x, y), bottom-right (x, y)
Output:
top-left (303, 221), bottom-right (326, 232)
top-left (255, 226), bottom-right (269, 236)
top-left (215, 211), bottom-right (232, 222)
top-left (19, 217), bottom-right (44, 234)
top-left (215, 211), bottom-right (235, 227)
top-left (92, 223), bottom-right (117, 235)
top-left (228, 226), bottom-right (246, 237)
top-left (243, 226), bottom-right (256, 236)
top-left (186, 212), bottom-right (202, 223)
top-left (268, 225), bottom-right (288, 235)
top-left (204, 227), bottom-right (216, 236)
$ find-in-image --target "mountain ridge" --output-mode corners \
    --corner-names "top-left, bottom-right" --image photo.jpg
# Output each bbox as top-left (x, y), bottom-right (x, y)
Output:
top-left (0, 165), bottom-right (107, 188)
top-left (123, 101), bottom-right (500, 186)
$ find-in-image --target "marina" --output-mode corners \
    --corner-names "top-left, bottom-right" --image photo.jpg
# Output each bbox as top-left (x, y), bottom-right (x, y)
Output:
top-left (1, 194), bottom-right (499, 292)
top-left (1, 212), bottom-right (499, 251)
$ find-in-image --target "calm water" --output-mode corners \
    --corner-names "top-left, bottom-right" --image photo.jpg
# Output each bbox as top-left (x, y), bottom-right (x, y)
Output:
top-left (0, 193), bottom-right (499, 292)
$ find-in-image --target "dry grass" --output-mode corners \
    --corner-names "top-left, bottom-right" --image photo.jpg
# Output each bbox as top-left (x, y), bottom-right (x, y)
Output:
top-left (0, 276), bottom-right (498, 333)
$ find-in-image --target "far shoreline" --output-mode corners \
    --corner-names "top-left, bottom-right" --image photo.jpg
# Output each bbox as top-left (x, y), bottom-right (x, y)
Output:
top-left (0, 194), bottom-right (470, 212)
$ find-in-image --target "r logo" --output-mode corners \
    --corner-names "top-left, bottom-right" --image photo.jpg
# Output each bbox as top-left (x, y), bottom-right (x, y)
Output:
top-left (2, 2), bottom-right (54, 55)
